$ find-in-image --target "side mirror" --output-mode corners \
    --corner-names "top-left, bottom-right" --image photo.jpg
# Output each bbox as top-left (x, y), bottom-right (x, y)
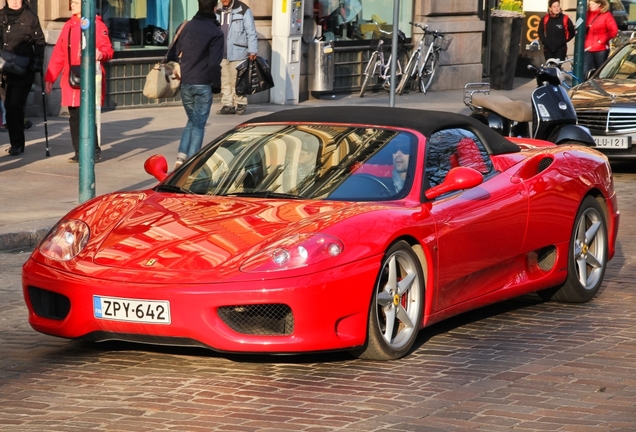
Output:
top-left (144, 154), bottom-right (169, 181)
top-left (585, 69), bottom-right (596, 80)
top-left (425, 166), bottom-right (483, 200)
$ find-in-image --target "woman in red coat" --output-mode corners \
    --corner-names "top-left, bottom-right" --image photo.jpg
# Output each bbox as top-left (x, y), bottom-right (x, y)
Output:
top-left (44, 0), bottom-right (113, 163)
top-left (584, 0), bottom-right (618, 78)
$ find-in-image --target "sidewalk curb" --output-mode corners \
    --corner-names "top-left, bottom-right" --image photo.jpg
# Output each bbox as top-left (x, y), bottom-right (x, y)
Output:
top-left (0, 228), bottom-right (50, 252)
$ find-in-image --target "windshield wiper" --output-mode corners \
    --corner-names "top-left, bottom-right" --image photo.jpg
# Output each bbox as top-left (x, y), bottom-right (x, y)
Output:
top-left (223, 191), bottom-right (301, 199)
top-left (155, 184), bottom-right (194, 194)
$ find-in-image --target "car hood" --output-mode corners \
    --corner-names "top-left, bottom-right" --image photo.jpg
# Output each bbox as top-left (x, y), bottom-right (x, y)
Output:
top-left (73, 192), bottom-right (384, 278)
top-left (34, 191), bottom-right (413, 283)
top-left (570, 79), bottom-right (636, 109)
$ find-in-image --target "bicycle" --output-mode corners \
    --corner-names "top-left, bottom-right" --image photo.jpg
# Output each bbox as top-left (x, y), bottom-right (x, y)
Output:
top-left (396, 22), bottom-right (452, 95)
top-left (359, 20), bottom-right (407, 98)
top-left (544, 57), bottom-right (581, 89)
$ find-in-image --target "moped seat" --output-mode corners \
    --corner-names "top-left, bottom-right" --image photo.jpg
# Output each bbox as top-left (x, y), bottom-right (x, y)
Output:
top-left (471, 94), bottom-right (533, 123)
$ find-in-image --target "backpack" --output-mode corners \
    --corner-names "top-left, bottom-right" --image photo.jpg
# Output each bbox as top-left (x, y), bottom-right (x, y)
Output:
top-left (543, 14), bottom-right (570, 40)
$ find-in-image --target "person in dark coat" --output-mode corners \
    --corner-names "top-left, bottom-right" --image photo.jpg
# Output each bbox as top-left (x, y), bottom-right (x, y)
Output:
top-left (538, 0), bottom-right (575, 62)
top-left (167, 0), bottom-right (224, 169)
top-left (0, 0), bottom-right (45, 156)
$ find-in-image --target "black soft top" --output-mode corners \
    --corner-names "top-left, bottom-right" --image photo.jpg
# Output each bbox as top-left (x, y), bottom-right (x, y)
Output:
top-left (247, 106), bottom-right (521, 155)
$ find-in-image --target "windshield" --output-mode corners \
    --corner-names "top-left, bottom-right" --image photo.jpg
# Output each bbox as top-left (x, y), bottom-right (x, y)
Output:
top-left (162, 124), bottom-right (418, 201)
top-left (598, 43), bottom-right (636, 79)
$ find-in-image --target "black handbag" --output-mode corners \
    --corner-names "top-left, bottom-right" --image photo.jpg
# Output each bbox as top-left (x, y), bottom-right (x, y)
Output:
top-left (235, 56), bottom-right (275, 95)
top-left (69, 65), bottom-right (81, 89)
top-left (0, 50), bottom-right (31, 75)
top-left (67, 27), bottom-right (81, 89)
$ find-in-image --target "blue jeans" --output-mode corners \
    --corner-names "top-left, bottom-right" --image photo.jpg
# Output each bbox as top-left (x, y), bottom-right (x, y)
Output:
top-left (178, 84), bottom-right (213, 160)
top-left (583, 50), bottom-right (609, 80)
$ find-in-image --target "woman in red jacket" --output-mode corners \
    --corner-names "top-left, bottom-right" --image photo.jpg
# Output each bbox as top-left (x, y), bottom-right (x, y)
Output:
top-left (44, 0), bottom-right (113, 163)
top-left (584, 0), bottom-right (618, 78)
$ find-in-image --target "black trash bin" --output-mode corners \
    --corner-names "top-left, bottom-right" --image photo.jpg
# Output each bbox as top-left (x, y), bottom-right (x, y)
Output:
top-left (490, 12), bottom-right (524, 90)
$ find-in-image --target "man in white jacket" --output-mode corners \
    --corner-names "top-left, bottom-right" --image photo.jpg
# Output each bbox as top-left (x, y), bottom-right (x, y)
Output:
top-left (216, 0), bottom-right (258, 115)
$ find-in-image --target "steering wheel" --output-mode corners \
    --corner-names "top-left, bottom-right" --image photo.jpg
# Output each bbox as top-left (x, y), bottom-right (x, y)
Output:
top-left (355, 174), bottom-right (393, 197)
top-left (330, 173), bottom-right (393, 199)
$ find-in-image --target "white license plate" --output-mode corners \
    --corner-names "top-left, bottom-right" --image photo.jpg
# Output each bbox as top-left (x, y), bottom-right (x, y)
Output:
top-left (593, 135), bottom-right (631, 149)
top-left (93, 296), bottom-right (171, 324)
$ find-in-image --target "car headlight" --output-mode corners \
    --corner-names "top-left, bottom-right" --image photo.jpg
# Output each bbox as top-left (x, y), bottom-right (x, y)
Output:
top-left (240, 233), bottom-right (344, 273)
top-left (39, 219), bottom-right (90, 261)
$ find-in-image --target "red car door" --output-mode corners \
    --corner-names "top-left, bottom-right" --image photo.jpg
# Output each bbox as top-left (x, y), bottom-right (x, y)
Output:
top-left (423, 128), bottom-right (529, 312)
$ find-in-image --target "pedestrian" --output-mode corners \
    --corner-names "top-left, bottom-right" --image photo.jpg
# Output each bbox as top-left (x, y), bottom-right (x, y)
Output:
top-left (0, 0), bottom-right (45, 156)
top-left (0, 93), bottom-right (6, 132)
top-left (215, 0), bottom-right (258, 116)
top-left (167, 0), bottom-right (224, 169)
top-left (44, 0), bottom-right (113, 163)
top-left (538, 0), bottom-right (575, 62)
top-left (584, 0), bottom-right (618, 78)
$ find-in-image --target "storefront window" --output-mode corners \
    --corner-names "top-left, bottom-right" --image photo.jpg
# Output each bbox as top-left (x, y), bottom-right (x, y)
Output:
top-left (95, 0), bottom-right (198, 52)
top-left (315, 0), bottom-right (413, 41)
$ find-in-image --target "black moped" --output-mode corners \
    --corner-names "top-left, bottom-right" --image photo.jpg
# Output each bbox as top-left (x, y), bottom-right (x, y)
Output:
top-left (463, 65), bottom-right (595, 146)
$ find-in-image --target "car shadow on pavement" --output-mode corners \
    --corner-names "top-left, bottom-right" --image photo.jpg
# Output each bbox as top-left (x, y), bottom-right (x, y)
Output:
top-left (52, 294), bottom-right (549, 365)
top-left (410, 293), bottom-right (547, 353)
top-left (67, 339), bottom-right (356, 364)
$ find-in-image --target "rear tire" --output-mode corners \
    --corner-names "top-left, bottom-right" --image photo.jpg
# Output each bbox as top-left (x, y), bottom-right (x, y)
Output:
top-left (352, 241), bottom-right (424, 360)
top-left (396, 52), bottom-right (420, 95)
top-left (419, 51), bottom-right (438, 93)
top-left (538, 196), bottom-right (608, 303)
top-left (360, 52), bottom-right (379, 98)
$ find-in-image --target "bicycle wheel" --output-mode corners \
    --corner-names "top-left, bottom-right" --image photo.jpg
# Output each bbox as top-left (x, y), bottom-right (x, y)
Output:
top-left (419, 51), bottom-right (438, 93)
top-left (397, 51), bottom-right (420, 95)
top-left (360, 52), bottom-right (379, 98)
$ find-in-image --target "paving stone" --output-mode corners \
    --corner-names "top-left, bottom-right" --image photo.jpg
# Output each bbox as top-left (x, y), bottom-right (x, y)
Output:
top-left (0, 166), bottom-right (635, 430)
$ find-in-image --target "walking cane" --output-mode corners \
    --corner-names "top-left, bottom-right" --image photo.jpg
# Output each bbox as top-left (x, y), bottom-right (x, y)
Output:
top-left (40, 73), bottom-right (50, 157)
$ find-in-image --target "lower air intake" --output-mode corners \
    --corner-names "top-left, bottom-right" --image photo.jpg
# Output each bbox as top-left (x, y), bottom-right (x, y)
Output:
top-left (218, 304), bottom-right (294, 335)
top-left (28, 286), bottom-right (71, 320)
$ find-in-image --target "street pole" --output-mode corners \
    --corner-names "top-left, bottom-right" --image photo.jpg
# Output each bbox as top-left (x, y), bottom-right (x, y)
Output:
top-left (79, 0), bottom-right (97, 203)
top-left (573, 0), bottom-right (587, 84)
top-left (389, 0), bottom-right (400, 107)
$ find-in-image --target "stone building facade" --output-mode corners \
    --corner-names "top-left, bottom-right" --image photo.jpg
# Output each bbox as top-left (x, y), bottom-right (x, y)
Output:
top-left (5, 0), bottom-right (486, 114)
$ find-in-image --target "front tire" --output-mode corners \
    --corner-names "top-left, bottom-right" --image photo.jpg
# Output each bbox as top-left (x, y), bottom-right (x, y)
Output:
top-left (539, 196), bottom-right (608, 303)
top-left (419, 51), bottom-right (438, 93)
top-left (353, 241), bottom-right (424, 360)
top-left (396, 52), bottom-right (420, 95)
top-left (360, 52), bottom-right (379, 98)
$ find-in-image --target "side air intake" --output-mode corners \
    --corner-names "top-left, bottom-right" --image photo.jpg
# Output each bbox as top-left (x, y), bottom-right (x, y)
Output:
top-left (537, 246), bottom-right (557, 271)
top-left (537, 157), bottom-right (553, 173)
top-left (513, 154), bottom-right (555, 181)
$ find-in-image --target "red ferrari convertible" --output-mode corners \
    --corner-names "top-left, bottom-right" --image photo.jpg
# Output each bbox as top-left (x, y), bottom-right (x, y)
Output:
top-left (22, 107), bottom-right (620, 360)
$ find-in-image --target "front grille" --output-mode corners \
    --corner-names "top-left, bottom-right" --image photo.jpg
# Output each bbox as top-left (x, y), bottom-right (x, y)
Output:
top-left (27, 286), bottom-right (71, 320)
top-left (218, 304), bottom-right (294, 336)
top-left (577, 108), bottom-right (636, 133)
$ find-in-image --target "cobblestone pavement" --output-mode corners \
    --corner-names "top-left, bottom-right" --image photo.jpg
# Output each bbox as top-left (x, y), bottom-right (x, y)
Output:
top-left (1, 169), bottom-right (634, 432)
